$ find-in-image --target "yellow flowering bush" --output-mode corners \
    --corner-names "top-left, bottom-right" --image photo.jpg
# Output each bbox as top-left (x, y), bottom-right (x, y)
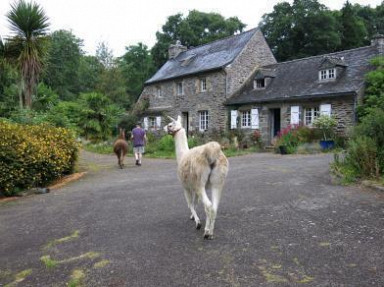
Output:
top-left (0, 120), bottom-right (79, 196)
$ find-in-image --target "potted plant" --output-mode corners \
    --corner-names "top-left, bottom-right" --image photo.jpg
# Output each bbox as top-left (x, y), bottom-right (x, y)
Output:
top-left (313, 115), bottom-right (337, 150)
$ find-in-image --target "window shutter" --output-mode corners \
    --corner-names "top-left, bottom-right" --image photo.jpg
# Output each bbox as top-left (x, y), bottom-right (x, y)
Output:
top-left (156, 116), bottom-right (161, 130)
top-left (230, 110), bottom-right (238, 129)
top-left (290, 106), bottom-right (300, 125)
top-left (320, 104), bottom-right (331, 116)
top-left (143, 117), bottom-right (148, 130)
top-left (251, 108), bottom-right (259, 129)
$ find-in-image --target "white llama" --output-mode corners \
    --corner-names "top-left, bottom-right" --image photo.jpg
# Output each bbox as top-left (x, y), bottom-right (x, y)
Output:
top-left (164, 115), bottom-right (229, 239)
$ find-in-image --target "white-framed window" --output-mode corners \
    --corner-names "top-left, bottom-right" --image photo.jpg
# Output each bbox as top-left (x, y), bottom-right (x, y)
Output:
top-left (199, 110), bottom-right (209, 131)
top-left (148, 117), bottom-right (156, 129)
top-left (304, 107), bottom-right (320, 126)
top-left (156, 86), bottom-right (161, 98)
top-left (254, 79), bottom-right (265, 89)
top-left (200, 78), bottom-right (207, 92)
top-left (319, 68), bottom-right (336, 81)
top-left (177, 82), bottom-right (183, 95)
top-left (241, 110), bottom-right (251, 128)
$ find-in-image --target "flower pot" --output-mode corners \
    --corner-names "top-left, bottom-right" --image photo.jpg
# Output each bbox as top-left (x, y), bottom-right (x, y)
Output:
top-left (279, 145), bottom-right (287, 154)
top-left (319, 140), bottom-right (335, 150)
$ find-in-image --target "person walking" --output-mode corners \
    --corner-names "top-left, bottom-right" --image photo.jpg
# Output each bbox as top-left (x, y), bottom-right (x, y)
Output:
top-left (131, 122), bottom-right (147, 166)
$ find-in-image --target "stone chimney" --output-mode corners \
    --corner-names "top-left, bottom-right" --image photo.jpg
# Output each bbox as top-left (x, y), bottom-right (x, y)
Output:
top-left (168, 40), bottom-right (187, 59)
top-left (371, 34), bottom-right (384, 55)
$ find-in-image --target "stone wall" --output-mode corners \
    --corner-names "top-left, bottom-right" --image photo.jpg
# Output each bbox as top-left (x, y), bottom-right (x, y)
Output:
top-left (229, 95), bottom-right (356, 146)
top-left (225, 29), bottom-right (276, 95)
top-left (141, 70), bottom-right (228, 132)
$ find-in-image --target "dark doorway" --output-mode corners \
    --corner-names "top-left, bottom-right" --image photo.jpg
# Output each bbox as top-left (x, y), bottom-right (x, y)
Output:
top-left (182, 112), bottom-right (189, 136)
top-left (271, 108), bottom-right (281, 138)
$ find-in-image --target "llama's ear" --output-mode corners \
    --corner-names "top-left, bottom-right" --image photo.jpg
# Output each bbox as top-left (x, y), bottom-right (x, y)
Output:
top-left (177, 115), bottom-right (182, 123)
top-left (167, 115), bottom-right (176, 122)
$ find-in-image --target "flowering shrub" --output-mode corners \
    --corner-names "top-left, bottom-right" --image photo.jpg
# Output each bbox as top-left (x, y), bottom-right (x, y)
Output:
top-left (0, 120), bottom-right (79, 196)
top-left (275, 124), bottom-right (300, 154)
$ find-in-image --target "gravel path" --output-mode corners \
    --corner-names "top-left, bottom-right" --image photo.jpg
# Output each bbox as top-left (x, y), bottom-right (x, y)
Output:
top-left (0, 151), bottom-right (383, 286)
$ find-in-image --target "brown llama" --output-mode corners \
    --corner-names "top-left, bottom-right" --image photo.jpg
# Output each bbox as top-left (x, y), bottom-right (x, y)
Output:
top-left (113, 128), bottom-right (128, 169)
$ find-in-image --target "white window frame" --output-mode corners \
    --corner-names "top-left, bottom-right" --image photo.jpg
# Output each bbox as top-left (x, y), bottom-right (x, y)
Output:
top-left (304, 107), bottom-right (320, 126)
top-left (241, 110), bottom-right (251, 128)
top-left (319, 68), bottom-right (336, 81)
top-left (177, 82), bottom-right (183, 95)
top-left (200, 78), bottom-right (207, 92)
top-left (199, 111), bottom-right (209, 131)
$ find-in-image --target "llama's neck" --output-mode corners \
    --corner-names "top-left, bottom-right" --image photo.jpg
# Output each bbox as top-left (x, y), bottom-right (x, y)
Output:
top-left (174, 128), bottom-right (189, 164)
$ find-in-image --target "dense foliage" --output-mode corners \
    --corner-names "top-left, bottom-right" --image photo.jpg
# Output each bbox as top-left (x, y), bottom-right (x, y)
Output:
top-left (332, 57), bottom-right (384, 182)
top-left (0, 120), bottom-right (78, 196)
top-left (260, 0), bottom-right (383, 61)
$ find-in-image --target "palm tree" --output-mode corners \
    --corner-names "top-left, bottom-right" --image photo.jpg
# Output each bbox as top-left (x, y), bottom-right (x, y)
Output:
top-left (6, 0), bottom-right (49, 108)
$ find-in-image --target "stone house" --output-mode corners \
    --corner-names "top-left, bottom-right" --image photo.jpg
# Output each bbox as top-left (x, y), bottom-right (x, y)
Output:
top-left (226, 35), bottom-right (383, 145)
top-left (137, 28), bottom-right (382, 145)
top-left (137, 28), bottom-right (276, 134)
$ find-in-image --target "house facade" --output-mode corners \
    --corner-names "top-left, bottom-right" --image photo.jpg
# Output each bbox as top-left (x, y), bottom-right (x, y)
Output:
top-left (137, 28), bottom-right (276, 134)
top-left (137, 29), bottom-right (383, 145)
top-left (226, 35), bottom-right (383, 145)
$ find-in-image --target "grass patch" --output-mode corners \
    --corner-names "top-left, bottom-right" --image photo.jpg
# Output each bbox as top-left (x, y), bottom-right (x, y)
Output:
top-left (40, 255), bottom-right (58, 269)
top-left (60, 252), bottom-right (100, 264)
top-left (82, 135), bottom-right (263, 159)
top-left (45, 230), bottom-right (80, 249)
top-left (68, 269), bottom-right (85, 287)
top-left (4, 269), bottom-right (33, 287)
top-left (93, 259), bottom-right (110, 269)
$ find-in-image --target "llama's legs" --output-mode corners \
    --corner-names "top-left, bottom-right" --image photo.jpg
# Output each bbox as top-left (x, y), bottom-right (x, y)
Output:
top-left (199, 188), bottom-right (214, 239)
top-left (208, 185), bottom-right (223, 236)
top-left (184, 190), bottom-right (201, 229)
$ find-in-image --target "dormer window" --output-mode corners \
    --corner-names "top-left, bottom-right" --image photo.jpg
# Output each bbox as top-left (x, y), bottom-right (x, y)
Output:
top-left (319, 68), bottom-right (336, 81)
top-left (254, 79), bottom-right (265, 89)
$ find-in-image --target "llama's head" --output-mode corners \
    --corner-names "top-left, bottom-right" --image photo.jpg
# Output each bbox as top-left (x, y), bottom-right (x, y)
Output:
top-left (164, 115), bottom-right (183, 135)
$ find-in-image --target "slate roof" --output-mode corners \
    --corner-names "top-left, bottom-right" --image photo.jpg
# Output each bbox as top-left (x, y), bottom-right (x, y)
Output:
top-left (226, 45), bottom-right (379, 105)
top-left (145, 29), bottom-right (258, 85)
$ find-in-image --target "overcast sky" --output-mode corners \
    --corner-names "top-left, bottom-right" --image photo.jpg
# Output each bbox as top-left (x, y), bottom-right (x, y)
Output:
top-left (0, 0), bottom-right (382, 57)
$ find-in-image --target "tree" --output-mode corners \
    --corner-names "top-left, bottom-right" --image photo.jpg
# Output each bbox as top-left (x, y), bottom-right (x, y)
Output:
top-left (353, 2), bottom-right (384, 40)
top-left (96, 41), bottom-right (114, 69)
top-left (151, 10), bottom-right (246, 68)
top-left (5, 0), bottom-right (50, 108)
top-left (339, 1), bottom-right (368, 50)
top-left (77, 55), bottom-right (103, 93)
top-left (77, 92), bottom-right (124, 142)
top-left (357, 56), bottom-right (384, 118)
top-left (260, 0), bottom-right (340, 61)
top-left (119, 43), bottom-right (155, 100)
top-left (43, 30), bottom-right (83, 100)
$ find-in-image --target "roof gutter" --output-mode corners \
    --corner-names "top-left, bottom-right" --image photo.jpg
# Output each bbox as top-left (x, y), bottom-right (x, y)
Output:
top-left (225, 91), bottom-right (357, 106)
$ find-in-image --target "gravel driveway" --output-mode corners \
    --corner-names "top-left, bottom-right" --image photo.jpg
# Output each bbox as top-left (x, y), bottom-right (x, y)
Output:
top-left (0, 151), bottom-right (383, 286)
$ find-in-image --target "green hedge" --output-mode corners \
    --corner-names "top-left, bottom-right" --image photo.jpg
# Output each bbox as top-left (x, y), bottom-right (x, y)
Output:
top-left (0, 120), bottom-right (79, 196)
